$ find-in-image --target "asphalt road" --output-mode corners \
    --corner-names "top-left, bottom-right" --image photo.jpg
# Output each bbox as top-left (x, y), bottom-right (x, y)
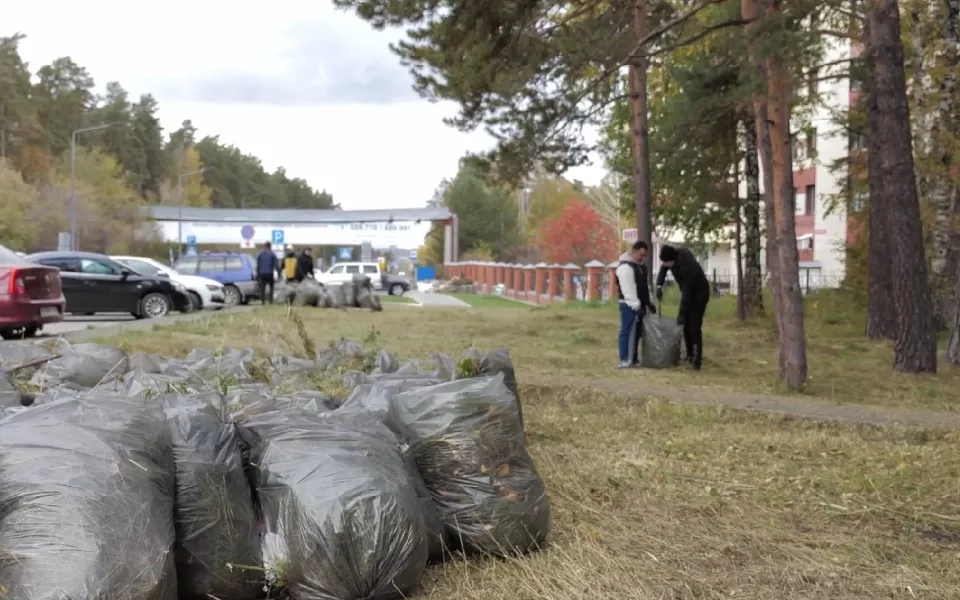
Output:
top-left (31, 308), bottom-right (253, 341)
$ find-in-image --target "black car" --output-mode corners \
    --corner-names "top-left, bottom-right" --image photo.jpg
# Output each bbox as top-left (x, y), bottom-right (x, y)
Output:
top-left (26, 251), bottom-right (191, 319)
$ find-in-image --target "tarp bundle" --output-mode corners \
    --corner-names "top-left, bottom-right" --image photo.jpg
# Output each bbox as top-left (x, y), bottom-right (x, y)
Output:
top-left (240, 409), bottom-right (428, 599)
top-left (640, 314), bottom-right (683, 368)
top-left (0, 395), bottom-right (178, 599)
top-left (391, 375), bottom-right (550, 556)
top-left (162, 394), bottom-right (262, 600)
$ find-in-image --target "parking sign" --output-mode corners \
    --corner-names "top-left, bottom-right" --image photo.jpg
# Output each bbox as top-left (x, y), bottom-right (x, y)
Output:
top-left (271, 230), bottom-right (284, 245)
top-left (186, 235), bottom-right (197, 245)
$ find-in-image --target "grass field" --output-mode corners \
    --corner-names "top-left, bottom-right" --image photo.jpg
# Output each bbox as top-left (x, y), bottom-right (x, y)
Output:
top-left (91, 295), bottom-right (960, 599)
top-left (380, 293), bottom-right (419, 304)
top-left (447, 292), bottom-right (527, 307)
top-left (105, 289), bottom-right (960, 411)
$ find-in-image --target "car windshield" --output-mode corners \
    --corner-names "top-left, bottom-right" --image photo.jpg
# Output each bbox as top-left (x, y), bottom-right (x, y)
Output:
top-left (121, 259), bottom-right (165, 276)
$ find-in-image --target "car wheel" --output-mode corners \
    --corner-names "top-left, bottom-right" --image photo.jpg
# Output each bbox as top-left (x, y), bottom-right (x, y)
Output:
top-left (223, 285), bottom-right (242, 306)
top-left (390, 283), bottom-right (405, 296)
top-left (187, 292), bottom-right (203, 312)
top-left (140, 293), bottom-right (170, 319)
top-left (0, 326), bottom-right (38, 340)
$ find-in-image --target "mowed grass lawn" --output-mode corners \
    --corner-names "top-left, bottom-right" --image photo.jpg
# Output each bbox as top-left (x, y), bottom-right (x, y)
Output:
top-left (109, 289), bottom-right (960, 411)
top-left (89, 297), bottom-right (960, 599)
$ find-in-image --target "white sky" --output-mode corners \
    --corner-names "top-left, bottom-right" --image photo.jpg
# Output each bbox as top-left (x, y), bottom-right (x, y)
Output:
top-left (6, 0), bottom-right (606, 212)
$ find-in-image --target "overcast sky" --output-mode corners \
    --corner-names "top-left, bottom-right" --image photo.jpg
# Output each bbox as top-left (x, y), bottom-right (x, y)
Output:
top-left (6, 0), bottom-right (606, 211)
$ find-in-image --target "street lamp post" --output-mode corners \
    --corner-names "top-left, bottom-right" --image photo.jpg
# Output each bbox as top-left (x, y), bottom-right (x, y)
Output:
top-left (177, 168), bottom-right (206, 258)
top-left (70, 123), bottom-right (119, 250)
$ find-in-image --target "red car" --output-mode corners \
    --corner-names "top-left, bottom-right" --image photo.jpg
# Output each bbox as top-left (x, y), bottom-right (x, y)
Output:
top-left (0, 244), bottom-right (66, 340)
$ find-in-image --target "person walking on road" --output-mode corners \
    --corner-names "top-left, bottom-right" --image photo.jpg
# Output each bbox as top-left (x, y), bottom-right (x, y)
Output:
top-left (655, 245), bottom-right (709, 370)
top-left (255, 241), bottom-right (279, 305)
top-left (295, 247), bottom-right (315, 282)
top-left (615, 241), bottom-right (656, 368)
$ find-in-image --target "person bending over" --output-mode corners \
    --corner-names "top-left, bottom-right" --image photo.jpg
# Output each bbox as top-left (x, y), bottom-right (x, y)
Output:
top-left (295, 248), bottom-right (315, 282)
top-left (614, 241), bottom-right (656, 368)
top-left (655, 245), bottom-right (709, 370)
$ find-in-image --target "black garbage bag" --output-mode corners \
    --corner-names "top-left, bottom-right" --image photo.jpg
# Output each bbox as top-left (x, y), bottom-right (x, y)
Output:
top-left (640, 314), bottom-right (683, 368)
top-left (373, 349), bottom-right (400, 374)
top-left (0, 395), bottom-right (178, 599)
top-left (338, 382), bottom-right (448, 559)
top-left (318, 289), bottom-right (334, 308)
top-left (0, 342), bottom-right (53, 369)
top-left (353, 274), bottom-right (382, 311)
top-left (162, 395), bottom-right (262, 600)
top-left (391, 375), bottom-right (550, 556)
top-left (343, 282), bottom-right (358, 307)
top-left (328, 284), bottom-right (347, 308)
top-left (295, 279), bottom-right (323, 307)
top-left (30, 342), bottom-right (129, 389)
top-left (463, 347), bottom-right (523, 427)
top-left (240, 409), bottom-right (428, 600)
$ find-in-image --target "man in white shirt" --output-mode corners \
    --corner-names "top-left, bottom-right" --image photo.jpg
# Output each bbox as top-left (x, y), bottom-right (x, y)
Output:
top-left (614, 241), bottom-right (656, 368)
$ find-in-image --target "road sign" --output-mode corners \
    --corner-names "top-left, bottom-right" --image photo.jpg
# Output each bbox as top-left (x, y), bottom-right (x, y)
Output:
top-left (240, 240), bottom-right (255, 249)
top-left (186, 235), bottom-right (197, 245)
top-left (186, 245), bottom-right (197, 257)
top-left (338, 247), bottom-right (352, 260)
top-left (271, 230), bottom-right (285, 245)
top-left (409, 249), bottom-right (418, 260)
top-left (240, 224), bottom-right (255, 240)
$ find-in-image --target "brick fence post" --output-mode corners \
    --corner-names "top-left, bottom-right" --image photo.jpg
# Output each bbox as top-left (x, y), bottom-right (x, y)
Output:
top-left (548, 263), bottom-right (560, 303)
top-left (534, 262), bottom-right (547, 304)
top-left (585, 260), bottom-right (604, 303)
top-left (563, 263), bottom-right (578, 302)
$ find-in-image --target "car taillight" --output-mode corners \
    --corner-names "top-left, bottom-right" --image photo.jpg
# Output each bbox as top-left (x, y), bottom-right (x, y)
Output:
top-left (8, 269), bottom-right (24, 296)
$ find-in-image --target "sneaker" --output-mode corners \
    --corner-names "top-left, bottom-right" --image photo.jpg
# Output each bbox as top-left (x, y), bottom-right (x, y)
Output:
top-left (617, 361), bottom-right (634, 369)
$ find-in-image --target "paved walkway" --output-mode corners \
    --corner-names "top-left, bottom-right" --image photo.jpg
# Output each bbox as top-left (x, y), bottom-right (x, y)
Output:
top-left (406, 291), bottom-right (471, 307)
top-left (523, 374), bottom-right (960, 429)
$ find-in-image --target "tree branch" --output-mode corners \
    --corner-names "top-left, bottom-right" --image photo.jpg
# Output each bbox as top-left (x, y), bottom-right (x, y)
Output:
top-left (645, 17), bottom-right (753, 58)
top-left (810, 28), bottom-right (859, 41)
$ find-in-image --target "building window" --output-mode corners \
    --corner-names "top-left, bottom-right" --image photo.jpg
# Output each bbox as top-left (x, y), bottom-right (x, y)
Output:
top-left (805, 184), bottom-right (816, 216)
top-left (793, 129), bottom-right (817, 161)
top-left (851, 130), bottom-right (867, 151)
top-left (806, 128), bottom-right (817, 157)
top-left (795, 191), bottom-right (807, 215)
top-left (797, 236), bottom-right (814, 250)
top-left (851, 189), bottom-right (867, 212)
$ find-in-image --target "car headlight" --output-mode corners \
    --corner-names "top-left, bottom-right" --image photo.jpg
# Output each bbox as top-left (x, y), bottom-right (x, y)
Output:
top-left (206, 284), bottom-right (221, 291)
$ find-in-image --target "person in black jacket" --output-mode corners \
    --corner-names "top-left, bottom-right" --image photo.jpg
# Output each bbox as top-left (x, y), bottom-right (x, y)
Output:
top-left (655, 245), bottom-right (709, 369)
top-left (295, 248), bottom-right (315, 282)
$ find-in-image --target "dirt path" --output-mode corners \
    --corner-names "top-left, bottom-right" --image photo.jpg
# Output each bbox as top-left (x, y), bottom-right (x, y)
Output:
top-left (522, 374), bottom-right (960, 429)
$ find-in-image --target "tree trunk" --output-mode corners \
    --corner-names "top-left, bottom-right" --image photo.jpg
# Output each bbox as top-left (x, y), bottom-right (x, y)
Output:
top-left (946, 266), bottom-right (960, 363)
top-left (735, 185), bottom-right (746, 320)
top-left (866, 0), bottom-right (939, 373)
top-left (629, 0), bottom-right (654, 280)
top-left (763, 0), bottom-right (807, 390)
top-left (931, 0), bottom-right (960, 328)
top-left (741, 113), bottom-right (764, 316)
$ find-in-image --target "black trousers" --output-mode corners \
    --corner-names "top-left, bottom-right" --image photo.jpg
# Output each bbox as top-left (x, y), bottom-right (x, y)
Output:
top-left (257, 275), bottom-right (274, 304)
top-left (682, 294), bottom-right (709, 361)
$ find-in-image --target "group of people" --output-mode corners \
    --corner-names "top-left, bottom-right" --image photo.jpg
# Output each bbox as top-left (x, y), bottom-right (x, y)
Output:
top-left (614, 242), bottom-right (710, 371)
top-left (255, 242), bottom-right (316, 305)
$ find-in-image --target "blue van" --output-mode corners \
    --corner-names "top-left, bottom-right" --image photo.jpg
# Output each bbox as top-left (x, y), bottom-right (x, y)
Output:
top-left (173, 252), bottom-right (260, 306)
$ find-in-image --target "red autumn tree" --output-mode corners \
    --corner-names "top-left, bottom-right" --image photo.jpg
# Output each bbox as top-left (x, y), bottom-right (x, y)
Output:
top-left (536, 199), bottom-right (619, 265)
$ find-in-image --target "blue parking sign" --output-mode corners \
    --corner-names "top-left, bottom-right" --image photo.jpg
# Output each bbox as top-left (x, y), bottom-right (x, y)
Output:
top-left (271, 230), bottom-right (284, 245)
top-left (186, 235), bottom-right (197, 245)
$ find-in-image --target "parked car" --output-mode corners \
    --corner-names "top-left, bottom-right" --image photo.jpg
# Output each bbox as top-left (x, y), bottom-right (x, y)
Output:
top-left (0, 244), bottom-right (65, 340)
top-left (112, 255), bottom-right (226, 311)
top-left (315, 262), bottom-right (412, 295)
top-left (27, 251), bottom-right (191, 319)
top-left (172, 252), bottom-right (262, 306)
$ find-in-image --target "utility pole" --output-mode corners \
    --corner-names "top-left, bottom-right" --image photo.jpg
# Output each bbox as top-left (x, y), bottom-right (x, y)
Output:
top-left (70, 123), bottom-right (118, 250)
top-left (177, 168), bottom-right (206, 258)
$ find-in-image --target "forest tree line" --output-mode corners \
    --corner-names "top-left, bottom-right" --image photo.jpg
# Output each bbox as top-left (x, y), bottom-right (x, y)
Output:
top-left (0, 33), bottom-right (336, 254)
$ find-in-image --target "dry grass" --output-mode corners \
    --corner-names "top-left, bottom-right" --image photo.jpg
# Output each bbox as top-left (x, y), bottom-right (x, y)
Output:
top-left (416, 387), bottom-right (960, 600)
top-left (98, 289), bottom-right (960, 411)
top-left (89, 301), bottom-right (960, 599)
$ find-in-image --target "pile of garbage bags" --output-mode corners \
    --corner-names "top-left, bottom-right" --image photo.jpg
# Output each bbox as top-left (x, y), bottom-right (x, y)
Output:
top-left (276, 274), bottom-right (383, 311)
top-left (0, 339), bottom-right (548, 600)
